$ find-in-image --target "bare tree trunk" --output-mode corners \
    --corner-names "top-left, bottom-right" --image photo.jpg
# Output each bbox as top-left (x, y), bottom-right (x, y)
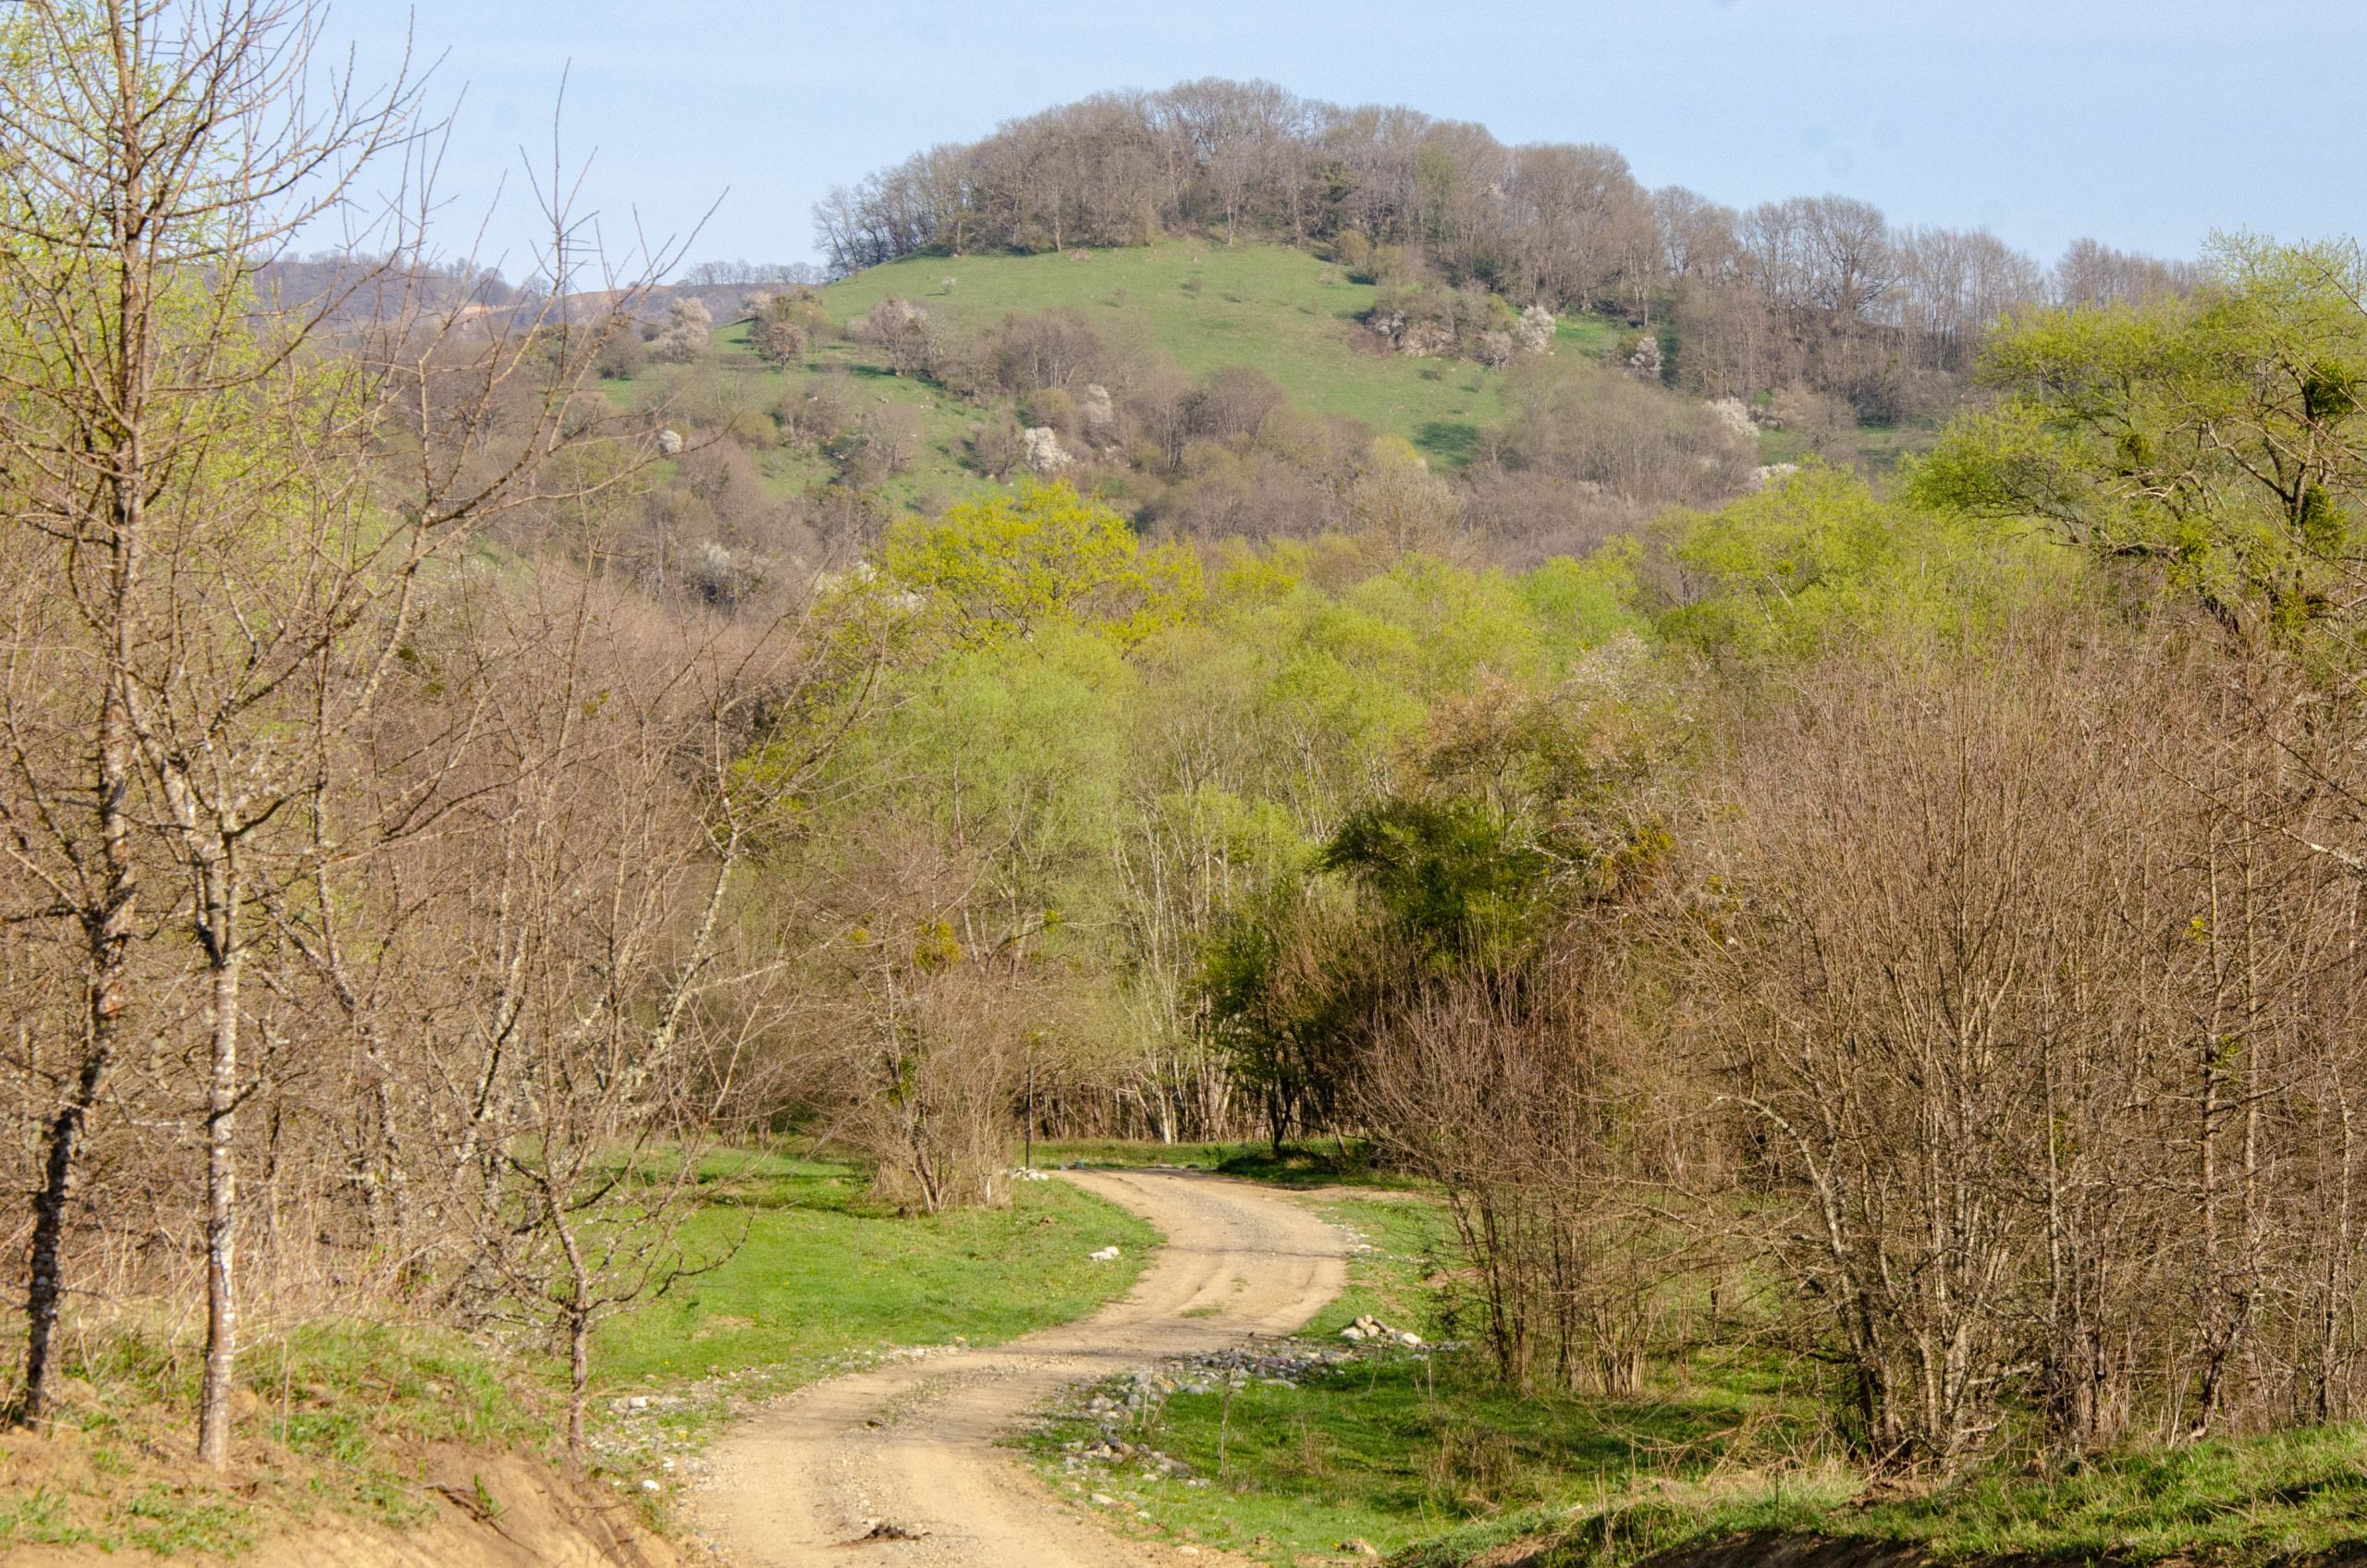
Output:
top-left (197, 854), bottom-right (242, 1468)
top-left (568, 1304), bottom-right (590, 1464)
top-left (552, 1193), bottom-right (593, 1462)
top-left (19, 457), bottom-right (144, 1428)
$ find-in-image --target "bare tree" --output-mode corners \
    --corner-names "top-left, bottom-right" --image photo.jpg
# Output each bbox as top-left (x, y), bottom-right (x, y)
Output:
top-left (0, 0), bottom-right (658, 1459)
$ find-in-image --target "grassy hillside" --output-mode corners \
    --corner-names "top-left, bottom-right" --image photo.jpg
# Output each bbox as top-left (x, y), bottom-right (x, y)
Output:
top-left (815, 240), bottom-right (1619, 466)
top-left (601, 241), bottom-right (1641, 525)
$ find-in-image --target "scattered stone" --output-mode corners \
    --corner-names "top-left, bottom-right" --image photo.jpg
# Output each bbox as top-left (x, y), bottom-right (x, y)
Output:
top-left (1397, 320), bottom-right (1455, 357)
top-left (859, 1520), bottom-right (926, 1541)
top-left (640, 1478), bottom-right (662, 1493)
top-left (1079, 383), bottom-right (1116, 429)
top-left (1088, 1244), bottom-right (1122, 1262)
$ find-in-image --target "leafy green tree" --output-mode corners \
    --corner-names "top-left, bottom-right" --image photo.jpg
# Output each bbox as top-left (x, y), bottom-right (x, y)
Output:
top-left (1320, 798), bottom-right (1547, 964)
top-left (1650, 463), bottom-right (2031, 658)
top-left (882, 482), bottom-right (1201, 648)
top-left (1908, 236), bottom-right (2367, 643)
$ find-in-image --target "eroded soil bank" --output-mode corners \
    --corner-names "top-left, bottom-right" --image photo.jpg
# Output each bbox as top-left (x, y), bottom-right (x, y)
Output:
top-left (0, 1443), bottom-right (678, 1568)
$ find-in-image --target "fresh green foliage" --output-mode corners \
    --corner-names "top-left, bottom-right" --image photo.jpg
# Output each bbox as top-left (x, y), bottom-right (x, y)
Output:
top-left (1909, 236), bottom-right (2367, 643)
top-left (882, 482), bottom-right (1202, 646)
top-left (1649, 462), bottom-right (2050, 657)
top-left (1321, 797), bottom-right (1549, 957)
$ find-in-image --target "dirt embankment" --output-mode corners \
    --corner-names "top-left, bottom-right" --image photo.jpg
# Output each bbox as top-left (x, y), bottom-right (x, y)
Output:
top-left (0, 1442), bottom-right (679, 1568)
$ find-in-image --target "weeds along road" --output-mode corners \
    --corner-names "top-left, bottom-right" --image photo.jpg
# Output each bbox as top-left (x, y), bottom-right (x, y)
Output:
top-left (694, 1170), bottom-right (1348, 1567)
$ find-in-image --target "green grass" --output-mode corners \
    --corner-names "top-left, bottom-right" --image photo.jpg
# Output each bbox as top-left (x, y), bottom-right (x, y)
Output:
top-left (0, 1150), bottom-right (1159, 1555)
top-left (619, 344), bottom-right (994, 517)
top-left (1389, 1425), bottom-right (2367, 1568)
top-left (0, 1315), bottom-right (539, 1555)
top-left (821, 241), bottom-right (1558, 469)
top-left (1016, 1175), bottom-right (2367, 1568)
top-left (593, 1148), bottom-right (1159, 1389)
top-left (1298, 1195), bottom-right (1461, 1338)
top-left (612, 242), bottom-right (1632, 486)
top-left (1755, 423), bottom-right (1930, 480)
top-left (1023, 1190), bottom-right (1821, 1568)
top-left (1839, 1428), bottom-right (2367, 1564)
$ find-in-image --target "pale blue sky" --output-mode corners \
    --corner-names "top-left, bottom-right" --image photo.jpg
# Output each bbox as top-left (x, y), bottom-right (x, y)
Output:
top-left (332, 0), bottom-right (2366, 282)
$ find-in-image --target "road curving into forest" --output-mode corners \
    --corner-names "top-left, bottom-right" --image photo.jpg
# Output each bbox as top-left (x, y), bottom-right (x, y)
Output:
top-left (693, 1169), bottom-right (1349, 1568)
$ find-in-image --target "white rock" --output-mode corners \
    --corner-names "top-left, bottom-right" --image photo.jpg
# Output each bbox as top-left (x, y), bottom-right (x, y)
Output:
top-left (1088, 1244), bottom-right (1121, 1262)
top-left (1396, 320), bottom-right (1455, 357)
top-left (641, 1478), bottom-right (662, 1493)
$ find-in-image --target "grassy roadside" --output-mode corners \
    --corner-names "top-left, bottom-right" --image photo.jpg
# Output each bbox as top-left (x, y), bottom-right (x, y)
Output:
top-left (1022, 1167), bottom-right (2367, 1568)
top-left (1022, 1189), bottom-right (1821, 1567)
top-left (0, 1148), bottom-right (1159, 1557)
top-left (1387, 1423), bottom-right (2367, 1568)
top-left (595, 1148), bottom-right (1157, 1388)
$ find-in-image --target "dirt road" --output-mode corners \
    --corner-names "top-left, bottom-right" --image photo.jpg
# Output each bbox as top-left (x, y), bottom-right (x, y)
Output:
top-left (693, 1170), bottom-right (1347, 1567)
